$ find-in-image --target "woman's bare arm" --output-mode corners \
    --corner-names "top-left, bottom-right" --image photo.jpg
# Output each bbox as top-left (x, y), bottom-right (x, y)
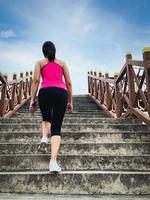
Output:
top-left (31, 61), bottom-right (41, 102)
top-left (62, 62), bottom-right (73, 104)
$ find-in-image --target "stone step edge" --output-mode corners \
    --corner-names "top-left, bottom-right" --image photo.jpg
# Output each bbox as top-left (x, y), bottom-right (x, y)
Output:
top-left (0, 123), bottom-right (147, 126)
top-left (1, 130), bottom-right (150, 134)
top-left (0, 122), bottom-right (142, 125)
top-left (0, 142), bottom-right (150, 145)
top-left (0, 170), bottom-right (150, 175)
top-left (0, 154), bottom-right (150, 157)
top-left (0, 117), bottom-right (140, 120)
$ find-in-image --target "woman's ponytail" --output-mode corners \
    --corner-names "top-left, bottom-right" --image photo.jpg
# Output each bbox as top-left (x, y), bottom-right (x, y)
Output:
top-left (42, 41), bottom-right (56, 61)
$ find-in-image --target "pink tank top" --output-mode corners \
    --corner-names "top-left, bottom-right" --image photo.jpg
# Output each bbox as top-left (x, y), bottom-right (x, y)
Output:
top-left (40, 61), bottom-right (67, 91)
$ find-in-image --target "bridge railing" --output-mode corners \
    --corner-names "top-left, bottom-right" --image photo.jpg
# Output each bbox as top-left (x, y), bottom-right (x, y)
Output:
top-left (0, 71), bottom-right (33, 118)
top-left (88, 48), bottom-right (150, 125)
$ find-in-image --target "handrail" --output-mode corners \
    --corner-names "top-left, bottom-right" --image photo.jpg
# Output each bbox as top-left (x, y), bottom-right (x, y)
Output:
top-left (0, 71), bottom-right (33, 118)
top-left (88, 48), bottom-right (150, 125)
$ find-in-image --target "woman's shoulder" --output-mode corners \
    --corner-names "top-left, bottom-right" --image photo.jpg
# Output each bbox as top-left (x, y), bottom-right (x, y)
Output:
top-left (55, 58), bottom-right (66, 68)
top-left (36, 58), bottom-right (48, 67)
top-left (35, 58), bottom-right (67, 68)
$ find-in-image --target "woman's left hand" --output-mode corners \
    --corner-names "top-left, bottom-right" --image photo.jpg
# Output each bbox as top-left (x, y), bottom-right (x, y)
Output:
top-left (29, 100), bottom-right (36, 113)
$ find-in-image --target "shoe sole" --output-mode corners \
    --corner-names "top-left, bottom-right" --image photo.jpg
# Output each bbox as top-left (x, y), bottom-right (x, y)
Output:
top-left (37, 142), bottom-right (48, 153)
top-left (49, 171), bottom-right (61, 174)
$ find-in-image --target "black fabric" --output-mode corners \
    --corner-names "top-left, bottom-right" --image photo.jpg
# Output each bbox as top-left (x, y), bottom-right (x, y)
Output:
top-left (38, 87), bottom-right (68, 136)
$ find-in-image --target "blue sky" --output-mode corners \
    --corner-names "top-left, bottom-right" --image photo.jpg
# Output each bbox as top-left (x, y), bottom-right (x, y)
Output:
top-left (0, 0), bottom-right (150, 94)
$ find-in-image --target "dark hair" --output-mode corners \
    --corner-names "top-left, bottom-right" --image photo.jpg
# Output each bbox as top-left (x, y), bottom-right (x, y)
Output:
top-left (42, 41), bottom-right (56, 61)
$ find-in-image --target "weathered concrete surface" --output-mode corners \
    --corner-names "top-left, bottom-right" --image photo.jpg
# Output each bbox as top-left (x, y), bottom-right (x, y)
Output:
top-left (0, 193), bottom-right (150, 200)
top-left (0, 123), bottom-right (149, 132)
top-left (0, 171), bottom-right (150, 194)
top-left (0, 131), bottom-right (150, 143)
top-left (0, 155), bottom-right (149, 171)
top-left (0, 95), bottom-right (150, 194)
top-left (0, 117), bottom-right (142, 124)
top-left (0, 143), bottom-right (150, 155)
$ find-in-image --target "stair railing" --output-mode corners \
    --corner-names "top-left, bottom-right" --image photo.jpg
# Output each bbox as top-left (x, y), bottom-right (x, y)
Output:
top-left (0, 71), bottom-right (33, 118)
top-left (88, 48), bottom-right (150, 125)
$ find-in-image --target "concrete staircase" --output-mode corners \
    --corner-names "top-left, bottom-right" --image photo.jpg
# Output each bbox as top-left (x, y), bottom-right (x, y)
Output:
top-left (0, 95), bottom-right (150, 194)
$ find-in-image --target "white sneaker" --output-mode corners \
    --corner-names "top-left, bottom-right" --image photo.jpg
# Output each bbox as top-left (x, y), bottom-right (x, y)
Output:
top-left (37, 137), bottom-right (49, 153)
top-left (49, 160), bottom-right (62, 173)
top-left (41, 137), bottom-right (49, 144)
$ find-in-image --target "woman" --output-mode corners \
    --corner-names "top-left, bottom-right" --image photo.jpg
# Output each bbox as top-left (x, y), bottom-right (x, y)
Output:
top-left (29, 41), bottom-right (73, 173)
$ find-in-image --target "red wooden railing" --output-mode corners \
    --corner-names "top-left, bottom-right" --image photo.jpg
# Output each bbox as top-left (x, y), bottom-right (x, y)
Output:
top-left (88, 48), bottom-right (150, 125)
top-left (0, 71), bottom-right (33, 118)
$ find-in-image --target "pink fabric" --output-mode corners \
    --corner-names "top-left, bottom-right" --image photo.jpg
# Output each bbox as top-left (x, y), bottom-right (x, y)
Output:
top-left (40, 61), bottom-right (67, 90)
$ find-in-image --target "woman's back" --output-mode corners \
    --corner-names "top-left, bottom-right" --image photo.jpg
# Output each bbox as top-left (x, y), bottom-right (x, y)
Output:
top-left (40, 59), bottom-right (67, 90)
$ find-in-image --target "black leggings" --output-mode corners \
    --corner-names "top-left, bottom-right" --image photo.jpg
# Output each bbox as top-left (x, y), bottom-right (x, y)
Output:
top-left (38, 87), bottom-right (68, 136)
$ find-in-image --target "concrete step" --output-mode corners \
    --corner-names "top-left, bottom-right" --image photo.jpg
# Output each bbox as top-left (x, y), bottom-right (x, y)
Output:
top-left (23, 103), bottom-right (100, 107)
top-left (15, 110), bottom-right (104, 115)
top-left (0, 117), bottom-right (142, 124)
top-left (1, 193), bottom-right (150, 200)
top-left (12, 115), bottom-right (108, 119)
top-left (21, 103), bottom-right (99, 106)
top-left (22, 106), bottom-right (102, 111)
top-left (0, 155), bottom-right (149, 171)
top-left (0, 171), bottom-right (149, 194)
top-left (0, 123), bottom-right (149, 132)
top-left (22, 106), bottom-right (102, 110)
top-left (0, 94), bottom-right (149, 195)
top-left (1, 131), bottom-right (150, 143)
top-left (0, 143), bottom-right (149, 155)
top-left (13, 112), bottom-right (107, 118)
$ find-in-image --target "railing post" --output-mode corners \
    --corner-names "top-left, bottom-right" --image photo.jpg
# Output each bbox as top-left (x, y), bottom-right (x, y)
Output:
top-left (0, 73), bottom-right (7, 117)
top-left (25, 71), bottom-right (29, 99)
top-left (143, 47), bottom-right (150, 116)
top-left (126, 52), bottom-right (136, 108)
top-left (91, 71), bottom-right (94, 96)
top-left (87, 71), bottom-right (90, 93)
top-left (105, 72), bottom-right (111, 110)
top-left (94, 71), bottom-right (98, 99)
top-left (18, 72), bottom-right (23, 104)
top-left (126, 51), bottom-right (132, 61)
top-left (11, 73), bottom-right (17, 110)
top-left (114, 72), bottom-right (122, 117)
top-left (29, 71), bottom-right (33, 96)
top-left (98, 71), bottom-right (103, 103)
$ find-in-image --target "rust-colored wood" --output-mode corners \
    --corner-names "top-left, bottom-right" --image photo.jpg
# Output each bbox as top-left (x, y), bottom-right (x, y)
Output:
top-left (94, 71), bottom-right (98, 99)
top-left (0, 71), bottom-right (33, 118)
top-left (0, 83), bottom-right (7, 116)
top-left (24, 72), bottom-right (29, 99)
top-left (88, 49), bottom-right (150, 124)
top-left (145, 68), bottom-right (150, 116)
top-left (11, 73), bottom-right (17, 110)
top-left (29, 71), bottom-right (33, 95)
top-left (87, 71), bottom-right (90, 93)
top-left (114, 75), bottom-right (122, 117)
top-left (91, 71), bottom-right (94, 96)
top-left (126, 64), bottom-right (136, 107)
top-left (104, 73), bottom-right (112, 111)
top-left (131, 107), bottom-right (150, 125)
top-left (18, 72), bottom-right (23, 104)
top-left (98, 72), bottom-right (104, 104)
top-left (90, 94), bottom-right (115, 118)
top-left (143, 49), bottom-right (150, 116)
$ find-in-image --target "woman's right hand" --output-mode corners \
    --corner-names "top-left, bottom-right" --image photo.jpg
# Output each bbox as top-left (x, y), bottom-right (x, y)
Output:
top-left (67, 102), bottom-right (73, 112)
top-left (29, 100), bottom-right (36, 114)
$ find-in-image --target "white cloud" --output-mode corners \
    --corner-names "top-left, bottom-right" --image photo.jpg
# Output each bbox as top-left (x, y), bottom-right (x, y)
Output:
top-left (0, 0), bottom-right (149, 94)
top-left (0, 41), bottom-right (39, 79)
top-left (83, 22), bottom-right (97, 32)
top-left (0, 29), bottom-right (15, 38)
